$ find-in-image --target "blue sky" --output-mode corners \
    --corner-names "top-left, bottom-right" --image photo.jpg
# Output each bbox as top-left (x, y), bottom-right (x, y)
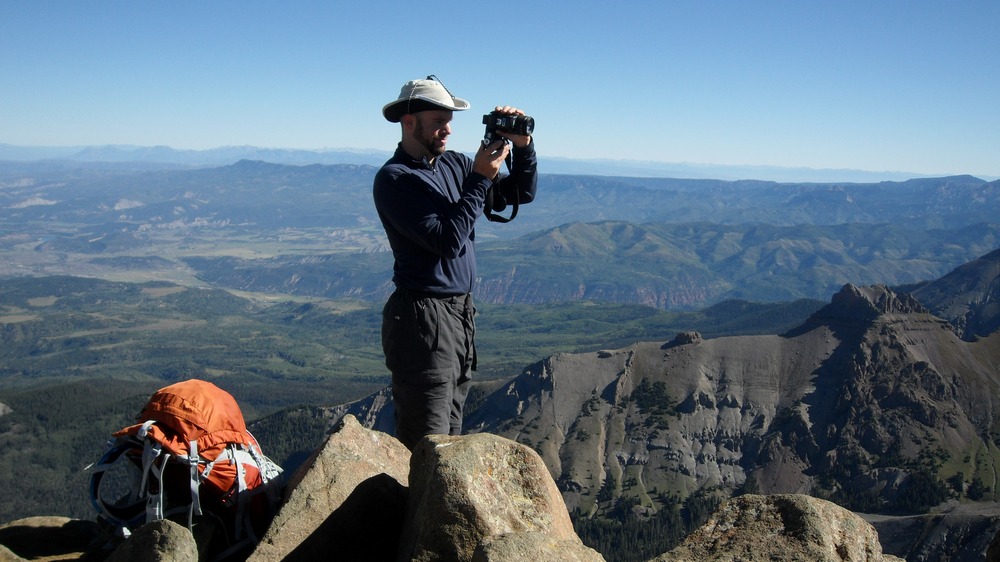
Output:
top-left (2, 1), bottom-right (998, 179)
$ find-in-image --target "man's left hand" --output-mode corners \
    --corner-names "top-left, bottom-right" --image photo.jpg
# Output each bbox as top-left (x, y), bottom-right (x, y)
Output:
top-left (493, 106), bottom-right (532, 148)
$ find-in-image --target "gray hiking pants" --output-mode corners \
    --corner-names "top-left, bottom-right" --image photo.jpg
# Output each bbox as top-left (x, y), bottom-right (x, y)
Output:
top-left (382, 289), bottom-right (475, 450)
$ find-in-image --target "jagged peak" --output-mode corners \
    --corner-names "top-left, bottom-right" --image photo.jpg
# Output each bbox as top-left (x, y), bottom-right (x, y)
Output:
top-left (662, 331), bottom-right (703, 349)
top-left (793, 284), bottom-right (929, 334)
top-left (831, 283), bottom-right (928, 315)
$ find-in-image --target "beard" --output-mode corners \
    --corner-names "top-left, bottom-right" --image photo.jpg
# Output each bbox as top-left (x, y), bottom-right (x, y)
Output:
top-left (413, 117), bottom-right (447, 157)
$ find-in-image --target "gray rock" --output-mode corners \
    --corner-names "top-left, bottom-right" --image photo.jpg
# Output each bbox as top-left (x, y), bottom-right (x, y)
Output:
top-left (0, 544), bottom-right (23, 562)
top-left (665, 331), bottom-right (702, 347)
top-left (0, 516), bottom-right (100, 560)
top-left (248, 414), bottom-right (410, 562)
top-left (472, 531), bottom-right (605, 562)
top-left (105, 519), bottom-right (198, 562)
top-left (399, 432), bottom-right (584, 562)
top-left (650, 494), bottom-right (904, 562)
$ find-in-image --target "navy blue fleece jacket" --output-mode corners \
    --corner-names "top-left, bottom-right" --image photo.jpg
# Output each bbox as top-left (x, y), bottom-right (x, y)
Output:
top-left (373, 141), bottom-right (537, 296)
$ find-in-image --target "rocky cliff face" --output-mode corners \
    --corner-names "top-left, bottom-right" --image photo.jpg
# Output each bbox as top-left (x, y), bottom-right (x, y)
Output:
top-left (461, 283), bottom-right (1000, 512)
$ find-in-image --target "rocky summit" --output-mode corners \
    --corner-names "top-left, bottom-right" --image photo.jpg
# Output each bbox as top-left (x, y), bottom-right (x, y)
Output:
top-left (0, 415), bottom-right (907, 562)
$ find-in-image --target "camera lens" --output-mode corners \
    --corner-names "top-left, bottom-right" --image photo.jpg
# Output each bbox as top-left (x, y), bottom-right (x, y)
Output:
top-left (518, 116), bottom-right (534, 135)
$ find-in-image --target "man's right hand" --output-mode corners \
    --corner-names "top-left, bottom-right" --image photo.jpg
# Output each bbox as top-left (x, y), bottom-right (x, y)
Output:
top-left (473, 139), bottom-right (510, 180)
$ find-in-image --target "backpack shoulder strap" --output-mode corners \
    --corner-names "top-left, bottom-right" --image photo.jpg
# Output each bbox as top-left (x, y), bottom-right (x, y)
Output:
top-left (187, 439), bottom-right (203, 526)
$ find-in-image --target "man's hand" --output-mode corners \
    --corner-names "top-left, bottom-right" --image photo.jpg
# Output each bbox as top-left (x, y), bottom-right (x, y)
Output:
top-left (492, 105), bottom-right (532, 148)
top-left (473, 138), bottom-right (510, 180)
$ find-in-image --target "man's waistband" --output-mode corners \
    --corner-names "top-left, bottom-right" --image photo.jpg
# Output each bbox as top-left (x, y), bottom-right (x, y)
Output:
top-left (399, 288), bottom-right (471, 304)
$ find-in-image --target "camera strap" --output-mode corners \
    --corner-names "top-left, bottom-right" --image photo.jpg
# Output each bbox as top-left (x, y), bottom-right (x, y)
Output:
top-left (485, 151), bottom-right (518, 223)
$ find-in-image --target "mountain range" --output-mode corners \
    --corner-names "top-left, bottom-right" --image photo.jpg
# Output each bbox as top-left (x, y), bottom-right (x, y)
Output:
top-left (2, 159), bottom-right (998, 310)
top-left (3, 159), bottom-right (998, 234)
top-left (2, 142), bottom-right (971, 182)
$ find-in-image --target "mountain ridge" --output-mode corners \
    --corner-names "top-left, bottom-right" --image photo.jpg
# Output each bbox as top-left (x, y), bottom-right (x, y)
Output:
top-left (3, 158), bottom-right (998, 233)
top-left (6, 142), bottom-right (987, 182)
top-left (4, 160), bottom-right (998, 310)
top-left (905, 248), bottom-right (1000, 341)
top-left (182, 221), bottom-right (1000, 310)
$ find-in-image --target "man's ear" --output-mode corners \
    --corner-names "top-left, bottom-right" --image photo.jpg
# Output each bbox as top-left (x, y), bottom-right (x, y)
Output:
top-left (401, 114), bottom-right (415, 131)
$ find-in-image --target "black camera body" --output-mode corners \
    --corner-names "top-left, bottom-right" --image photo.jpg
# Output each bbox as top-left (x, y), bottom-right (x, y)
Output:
top-left (481, 111), bottom-right (534, 223)
top-left (482, 111), bottom-right (535, 146)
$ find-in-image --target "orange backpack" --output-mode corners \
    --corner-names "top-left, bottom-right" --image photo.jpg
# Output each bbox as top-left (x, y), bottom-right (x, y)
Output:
top-left (90, 379), bottom-right (282, 558)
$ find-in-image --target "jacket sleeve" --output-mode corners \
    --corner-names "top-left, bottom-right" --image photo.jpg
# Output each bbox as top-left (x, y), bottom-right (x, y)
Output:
top-left (494, 140), bottom-right (538, 204)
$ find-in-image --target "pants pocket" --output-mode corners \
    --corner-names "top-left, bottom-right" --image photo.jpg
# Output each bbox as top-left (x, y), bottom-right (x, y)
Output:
top-left (382, 292), bottom-right (439, 374)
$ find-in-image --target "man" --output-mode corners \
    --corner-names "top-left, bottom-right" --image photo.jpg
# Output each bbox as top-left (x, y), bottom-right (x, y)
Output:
top-left (373, 76), bottom-right (537, 450)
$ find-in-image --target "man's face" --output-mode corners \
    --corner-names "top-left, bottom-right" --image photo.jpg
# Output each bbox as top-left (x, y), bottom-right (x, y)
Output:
top-left (410, 110), bottom-right (453, 158)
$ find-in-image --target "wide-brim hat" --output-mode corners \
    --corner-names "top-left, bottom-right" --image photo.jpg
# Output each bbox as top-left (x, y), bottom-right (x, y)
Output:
top-left (382, 76), bottom-right (470, 123)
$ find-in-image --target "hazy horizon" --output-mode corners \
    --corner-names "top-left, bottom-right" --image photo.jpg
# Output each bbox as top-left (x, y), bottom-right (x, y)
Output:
top-left (5, 140), bottom-right (991, 184)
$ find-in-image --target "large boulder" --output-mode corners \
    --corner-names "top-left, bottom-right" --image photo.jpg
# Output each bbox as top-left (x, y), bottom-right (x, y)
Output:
top-left (651, 494), bottom-right (904, 562)
top-left (0, 516), bottom-right (100, 561)
top-left (0, 544), bottom-right (21, 562)
top-left (398, 432), bottom-right (602, 562)
top-left (105, 519), bottom-right (198, 562)
top-left (247, 414), bottom-right (410, 562)
top-left (472, 531), bottom-right (605, 562)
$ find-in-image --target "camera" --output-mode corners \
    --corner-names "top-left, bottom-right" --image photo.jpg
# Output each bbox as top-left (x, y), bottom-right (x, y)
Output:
top-left (481, 111), bottom-right (533, 223)
top-left (482, 111), bottom-right (535, 146)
